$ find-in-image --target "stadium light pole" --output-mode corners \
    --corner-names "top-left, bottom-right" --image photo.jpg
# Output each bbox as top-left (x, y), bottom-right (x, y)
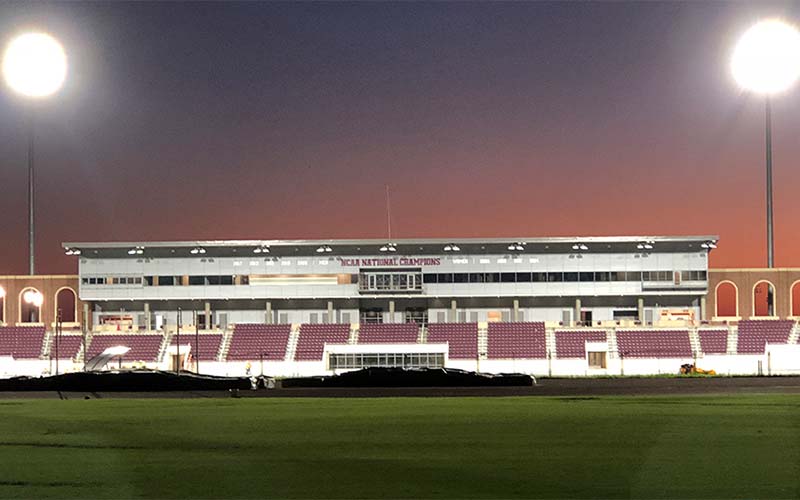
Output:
top-left (1, 32), bottom-right (67, 275)
top-left (731, 19), bottom-right (800, 268)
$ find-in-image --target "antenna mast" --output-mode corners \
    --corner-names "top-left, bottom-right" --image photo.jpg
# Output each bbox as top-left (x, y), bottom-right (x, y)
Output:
top-left (385, 184), bottom-right (392, 241)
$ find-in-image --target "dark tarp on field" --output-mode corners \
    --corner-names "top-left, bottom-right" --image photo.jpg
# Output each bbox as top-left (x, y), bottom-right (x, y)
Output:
top-left (281, 367), bottom-right (534, 388)
top-left (0, 370), bottom-right (251, 392)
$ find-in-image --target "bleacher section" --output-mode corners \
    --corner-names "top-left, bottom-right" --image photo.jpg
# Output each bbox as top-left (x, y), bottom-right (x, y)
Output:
top-left (358, 323), bottom-right (419, 344)
top-left (171, 334), bottom-right (223, 361)
top-left (226, 324), bottom-right (291, 361)
top-left (615, 330), bottom-right (692, 358)
top-left (736, 320), bottom-right (793, 354)
top-left (50, 335), bottom-right (83, 360)
top-left (487, 322), bottom-right (546, 359)
top-left (295, 324), bottom-right (350, 361)
top-left (86, 334), bottom-right (163, 362)
top-left (427, 323), bottom-right (478, 359)
top-left (555, 330), bottom-right (607, 359)
top-left (0, 326), bottom-right (45, 359)
top-left (698, 329), bottom-right (728, 354)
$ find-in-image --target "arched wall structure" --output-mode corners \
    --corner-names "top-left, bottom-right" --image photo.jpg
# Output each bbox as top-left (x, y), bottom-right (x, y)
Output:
top-left (707, 269), bottom-right (800, 320)
top-left (54, 287), bottom-right (77, 323)
top-left (0, 276), bottom-right (83, 327)
top-left (714, 281), bottom-right (738, 317)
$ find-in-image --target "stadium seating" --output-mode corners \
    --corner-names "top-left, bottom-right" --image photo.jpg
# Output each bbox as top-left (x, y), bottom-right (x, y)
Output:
top-left (50, 335), bottom-right (84, 360)
top-left (86, 334), bottom-right (163, 362)
top-left (226, 324), bottom-right (291, 361)
top-left (615, 330), bottom-right (691, 358)
top-left (427, 323), bottom-right (478, 359)
top-left (555, 330), bottom-right (606, 358)
top-left (358, 323), bottom-right (419, 344)
top-left (171, 333), bottom-right (223, 361)
top-left (736, 320), bottom-right (793, 354)
top-left (487, 322), bottom-right (547, 359)
top-left (698, 329), bottom-right (728, 354)
top-left (0, 326), bottom-right (46, 359)
top-left (295, 324), bottom-right (350, 361)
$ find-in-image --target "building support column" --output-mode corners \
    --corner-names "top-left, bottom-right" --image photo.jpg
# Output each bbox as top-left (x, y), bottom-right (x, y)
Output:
top-left (513, 299), bottom-right (520, 322)
top-left (388, 300), bottom-right (395, 323)
top-left (83, 303), bottom-right (90, 332)
top-left (327, 301), bottom-right (334, 324)
top-left (638, 297), bottom-right (645, 325)
top-left (204, 301), bottom-right (211, 330)
top-left (574, 298), bottom-right (581, 327)
top-left (450, 300), bottom-right (457, 323)
top-left (699, 296), bottom-right (707, 323)
top-left (143, 302), bottom-right (150, 332)
top-left (266, 301), bottom-right (272, 324)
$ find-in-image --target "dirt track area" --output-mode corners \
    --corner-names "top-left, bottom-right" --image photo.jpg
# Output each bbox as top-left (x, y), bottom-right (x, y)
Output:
top-left (4, 376), bottom-right (800, 399)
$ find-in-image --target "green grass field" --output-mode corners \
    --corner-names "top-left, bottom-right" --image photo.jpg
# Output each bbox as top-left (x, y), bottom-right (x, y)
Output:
top-left (1, 395), bottom-right (799, 499)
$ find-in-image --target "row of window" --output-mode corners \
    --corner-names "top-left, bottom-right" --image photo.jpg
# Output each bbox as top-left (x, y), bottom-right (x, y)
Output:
top-left (329, 353), bottom-right (444, 370)
top-left (83, 275), bottom-right (250, 286)
top-left (83, 270), bottom-right (707, 287)
top-left (422, 270), bottom-right (707, 284)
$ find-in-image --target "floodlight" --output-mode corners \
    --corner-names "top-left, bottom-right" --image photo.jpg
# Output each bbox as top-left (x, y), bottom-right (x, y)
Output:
top-left (2, 32), bottom-right (67, 98)
top-left (732, 19), bottom-right (800, 95)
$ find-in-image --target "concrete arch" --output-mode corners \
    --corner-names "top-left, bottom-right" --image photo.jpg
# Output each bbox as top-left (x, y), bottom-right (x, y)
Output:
top-left (54, 287), bottom-right (77, 323)
top-left (752, 280), bottom-right (776, 317)
top-left (18, 287), bottom-right (42, 324)
top-left (714, 280), bottom-right (739, 317)
top-left (791, 280), bottom-right (800, 318)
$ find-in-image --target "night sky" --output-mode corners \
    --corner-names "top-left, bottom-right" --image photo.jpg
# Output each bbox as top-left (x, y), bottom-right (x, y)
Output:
top-left (1, 1), bottom-right (799, 275)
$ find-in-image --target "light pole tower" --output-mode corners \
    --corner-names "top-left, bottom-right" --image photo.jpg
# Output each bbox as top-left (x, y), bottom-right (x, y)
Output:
top-left (2, 32), bottom-right (67, 275)
top-left (731, 19), bottom-right (800, 268)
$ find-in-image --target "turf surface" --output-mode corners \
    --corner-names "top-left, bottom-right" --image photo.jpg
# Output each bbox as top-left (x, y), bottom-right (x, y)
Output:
top-left (0, 395), bottom-right (799, 498)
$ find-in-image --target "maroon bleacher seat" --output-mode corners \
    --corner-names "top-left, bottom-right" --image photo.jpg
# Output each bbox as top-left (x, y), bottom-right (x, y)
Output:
top-left (555, 330), bottom-right (606, 358)
top-left (427, 323), bottom-right (478, 359)
top-left (226, 324), bottom-right (290, 361)
top-left (50, 334), bottom-right (83, 360)
top-left (0, 326), bottom-right (45, 359)
top-left (86, 334), bottom-right (163, 362)
top-left (295, 324), bottom-right (350, 361)
top-left (358, 323), bottom-right (419, 344)
top-left (698, 329), bottom-right (728, 354)
top-left (736, 320), bottom-right (794, 354)
top-left (171, 333), bottom-right (223, 361)
top-left (487, 322), bottom-right (547, 359)
top-left (615, 330), bottom-right (692, 358)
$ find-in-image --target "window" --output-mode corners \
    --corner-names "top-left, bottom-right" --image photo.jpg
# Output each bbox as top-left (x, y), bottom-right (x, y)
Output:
top-left (532, 272), bottom-right (547, 282)
top-left (579, 272), bottom-right (594, 282)
top-left (588, 352), bottom-right (607, 369)
top-left (158, 276), bottom-right (176, 286)
top-left (564, 272), bottom-right (579, 282)
top-left (437, 273), bottom-right (453, 283)
top-left (485, 273), bottom-right (500, 283)
top-left (500, 273), bottom-right (516, 283)
top-left (240, 275), bottom-right (250, 285)
top-left (453, 273), bottom-right (468, 283)
top-left (516, 272), bottom-right (532, 282)
top-left (469, 273), bottom-right (485, 283)
top-left (626, 271), bottom-right (642, 281)
top-left (144, 276), bottom-right (154, 286)
top-left (548, 272), bottom-right (563, 282)
top-left (189, 276), bottom-right (205, 286)
top-left (424, 274), bottom-right (437, 284)
top-left (595, 272), bottom-right (610, 281)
